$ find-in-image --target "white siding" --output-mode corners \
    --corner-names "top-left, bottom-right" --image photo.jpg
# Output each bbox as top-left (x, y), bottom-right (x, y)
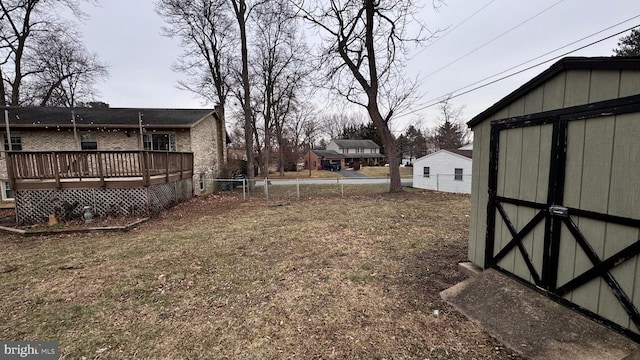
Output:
top-left (412, 150), bottom-right (472, 194)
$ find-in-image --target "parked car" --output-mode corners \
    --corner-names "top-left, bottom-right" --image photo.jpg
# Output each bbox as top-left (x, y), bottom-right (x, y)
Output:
top-left (322, 162), bottom-right (341, 171)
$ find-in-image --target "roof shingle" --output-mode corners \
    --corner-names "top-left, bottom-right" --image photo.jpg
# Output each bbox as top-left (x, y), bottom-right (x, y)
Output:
top-left (1, 107), bottom-right (216, 129)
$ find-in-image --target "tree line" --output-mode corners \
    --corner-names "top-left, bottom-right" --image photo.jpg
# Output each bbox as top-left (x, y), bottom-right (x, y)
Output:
top-left (0, 0), bottom-right (109, 107)
top-left (3, 0), bottom-right (637, 192)
top-left (157, 0), bottom-right (446, 191)
top-left (315, 99), bottom-right (470, 166)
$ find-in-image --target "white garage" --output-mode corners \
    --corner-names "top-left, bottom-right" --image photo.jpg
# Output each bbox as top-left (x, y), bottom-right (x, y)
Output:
top-left (412, 149), bottom-right (472, 194)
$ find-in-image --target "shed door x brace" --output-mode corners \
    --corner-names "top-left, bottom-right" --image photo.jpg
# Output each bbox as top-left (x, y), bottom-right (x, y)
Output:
top-left (484, 94), bottom-right (640, 340)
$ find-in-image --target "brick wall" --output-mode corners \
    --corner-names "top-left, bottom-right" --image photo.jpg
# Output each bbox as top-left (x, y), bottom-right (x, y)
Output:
top-left (190, 114), bottom-right (219, 195)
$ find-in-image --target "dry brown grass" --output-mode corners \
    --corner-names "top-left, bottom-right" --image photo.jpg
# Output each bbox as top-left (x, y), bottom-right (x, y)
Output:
top-left (357, 166), bottom-right (413, 177)
top-left (0, 190), bottom-right (521, 359)
top-left (258, 169), bottom-right (343, 180)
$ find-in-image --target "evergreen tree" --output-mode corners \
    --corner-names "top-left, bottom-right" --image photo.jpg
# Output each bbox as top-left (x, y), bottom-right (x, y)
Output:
top-left (434, 120), bottom-right (465, 150)
top-left (614, 28), bottom-right (640, 57)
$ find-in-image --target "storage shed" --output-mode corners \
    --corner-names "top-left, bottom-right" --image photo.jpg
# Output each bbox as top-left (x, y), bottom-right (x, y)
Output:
top-left (412, 149), bottom-right (472, 194)
top-left (467, 56), bottom-right (640, 340)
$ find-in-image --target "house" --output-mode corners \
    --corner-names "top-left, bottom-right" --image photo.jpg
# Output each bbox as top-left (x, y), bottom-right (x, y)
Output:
top-left (326, 139), bottom-right (384, 166)
top-left (466, 56), bottom-right (640, 340)
top-left (303, 149), bottom-right (344, 170)
top-left (1, 106), bottom-right (226, 206)
top-left (412, 148), bottom-right (472, 193)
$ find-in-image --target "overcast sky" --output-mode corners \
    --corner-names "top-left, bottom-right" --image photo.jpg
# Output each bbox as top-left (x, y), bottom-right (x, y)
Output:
top-left (78, 0), bottom-right (640, 133)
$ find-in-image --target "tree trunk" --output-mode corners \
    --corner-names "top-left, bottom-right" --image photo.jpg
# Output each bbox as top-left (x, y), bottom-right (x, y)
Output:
top-left (216, 105), bottom-right (226, 175)
top-left (234, 0), bottom-right (255, 186)
top-left (0, 66), bottom-right (6, 107)
top-left (368, 105), bottom-right (402, 192)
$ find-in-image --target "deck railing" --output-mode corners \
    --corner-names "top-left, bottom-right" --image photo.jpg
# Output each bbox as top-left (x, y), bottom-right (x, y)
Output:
top-left (5, 150), bottom-right (194, 190)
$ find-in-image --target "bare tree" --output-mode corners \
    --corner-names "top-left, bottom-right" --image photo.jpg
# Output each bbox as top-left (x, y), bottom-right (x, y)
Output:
top-left (293, 0), bottom-right (438, 192)
top-left (318, 111), bottom-right (366, 141)
top-left (431, 98), bottom-right (470, 150)
top-left (0, 0), bottom-right (95, 106)
top-left (251, 1), bottom-right (309, 176)
top-left (23, 30), bottom-right (108, 106)
top-left (157, 0), bottom-right (235, 172)
top-left (228, 0), bottom-right (256, 183)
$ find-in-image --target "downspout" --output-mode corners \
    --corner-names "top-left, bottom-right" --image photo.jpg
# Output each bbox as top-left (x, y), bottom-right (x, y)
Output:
top-left (4, 109), bottom-right (11, 151)
top-left (72, 110), bottom-right (79, 150)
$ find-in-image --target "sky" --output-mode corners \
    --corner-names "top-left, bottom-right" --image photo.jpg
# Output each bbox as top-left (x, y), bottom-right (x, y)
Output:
top-left (77, 0), bottom-right (640, 135)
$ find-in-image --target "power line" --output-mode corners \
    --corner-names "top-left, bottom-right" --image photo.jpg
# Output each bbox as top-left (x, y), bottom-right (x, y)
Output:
top-left (434, 15), bottom-right (640, 103)
top-left (399, 23), bottom-right (640, 117)
top-left (419, 0), bottom-right (566, 82)
top-left (411, 0), bottom-right (496, 60)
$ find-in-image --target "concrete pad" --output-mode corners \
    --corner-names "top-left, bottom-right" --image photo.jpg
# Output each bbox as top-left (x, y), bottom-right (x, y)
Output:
top-left (441, 269), bottom-right (640, 360)
top-left (458, 261), bottom-right (482, 277)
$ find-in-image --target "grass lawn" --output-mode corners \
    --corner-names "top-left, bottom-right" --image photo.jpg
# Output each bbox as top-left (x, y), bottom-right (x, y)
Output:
top-left (357, 166), bottom-right (413, 177)
top-left (258, 169), bottom-right (343, 180)
top-left (0, 188), bottom-right (520, 359)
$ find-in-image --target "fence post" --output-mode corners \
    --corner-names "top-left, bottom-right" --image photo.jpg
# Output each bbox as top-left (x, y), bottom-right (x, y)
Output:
top-left (296, 178), bottom-right (300, 200)
top-left (264, 178), bottom-right (269, 199)
top-left (243, 178), bottom-right (246, 200)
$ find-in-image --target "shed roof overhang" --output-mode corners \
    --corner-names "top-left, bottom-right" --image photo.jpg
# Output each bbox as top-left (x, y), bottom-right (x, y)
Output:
top-left (467, 56), bottom-right (640, 128)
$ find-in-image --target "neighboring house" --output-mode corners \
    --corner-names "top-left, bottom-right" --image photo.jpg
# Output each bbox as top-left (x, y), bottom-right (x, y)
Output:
top-left (412, 149), bottom-right (472, 194)
top-left (326, 139), bottom-right (384, 166)
top-left (467, 57), bottom-right (640, 340)
top-left (303, 149), bottom-right (344, 170)
top-left (400, 157), bottom-right (413, 166)
top-left (1, 106), bottom-right (226, 205)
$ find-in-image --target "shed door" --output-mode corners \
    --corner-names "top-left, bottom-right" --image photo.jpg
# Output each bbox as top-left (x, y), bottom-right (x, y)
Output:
top-left (486, 114), bottom-right (640, 335)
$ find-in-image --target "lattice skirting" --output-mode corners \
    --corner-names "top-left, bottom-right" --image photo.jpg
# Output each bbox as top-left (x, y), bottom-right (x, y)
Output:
top-left (14, 179), bottom-right (193, 224)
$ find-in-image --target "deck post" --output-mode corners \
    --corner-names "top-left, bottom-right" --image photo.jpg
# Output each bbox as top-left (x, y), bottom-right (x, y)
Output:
top-left (6, 153), bottom-right (16, 190)
top-left (165, 152), bottom-right (169, 183)
top-left (52, 151), bottom-right (61, 189)
top-left (97, 152), bottom-right (105, 188)
top-left (143, 151), bottom-right (150, 186)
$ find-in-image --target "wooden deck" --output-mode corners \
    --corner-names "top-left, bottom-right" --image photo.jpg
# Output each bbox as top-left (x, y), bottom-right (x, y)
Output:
top-left (6, 150), bottom-right (194, 190)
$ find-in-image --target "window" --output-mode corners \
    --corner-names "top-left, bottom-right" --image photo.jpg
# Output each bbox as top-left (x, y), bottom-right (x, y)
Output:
top-left (3, 133), bottom-right (22, 151)
top-left (423, 167), bottom-right (430, 178)
top-left (80, 133), bottom-right (97, 150)
top-left (143, 133), bottom-right (176, 151)
top-left (2, 181), bottom-right (14, 200)
top-left (454, 168), bottom-right (463, 181)
top-left (356, 147), bottom-right (363, 153)
top-left (341, 148), bottom-right (347, 154)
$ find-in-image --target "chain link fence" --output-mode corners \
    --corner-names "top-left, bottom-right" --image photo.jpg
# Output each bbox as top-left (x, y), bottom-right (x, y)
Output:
top-left (205, 177), bottom-right (414, 200)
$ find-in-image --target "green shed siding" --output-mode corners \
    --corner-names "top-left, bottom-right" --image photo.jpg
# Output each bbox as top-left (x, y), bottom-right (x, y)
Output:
top-left (542, 73), bottom-right (566, 111)
top-left (467, 57), bottom-right (640, 337)
top-left (620, 70), bottom-right (640, 96)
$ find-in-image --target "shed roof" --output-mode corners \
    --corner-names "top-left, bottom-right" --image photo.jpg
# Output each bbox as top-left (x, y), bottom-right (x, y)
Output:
top-left (1, 107), bottom-right (217, 129)
top-left (331, 139), bottom-right (380, 149)
top-left (446, 149), bottom-right (473, 159)
top-left (416, 149), bottom-right (473, 163)
top-left (467, 56), bottom-right (640, 127)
